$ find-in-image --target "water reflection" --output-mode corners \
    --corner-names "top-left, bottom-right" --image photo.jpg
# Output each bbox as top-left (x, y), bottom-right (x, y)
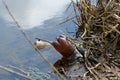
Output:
top-left (0, 0), bottom-right (77, 79)
top-left (0, 0), bottom-right (70, 29)
top-left (53, 57), bottom-right (87, 79)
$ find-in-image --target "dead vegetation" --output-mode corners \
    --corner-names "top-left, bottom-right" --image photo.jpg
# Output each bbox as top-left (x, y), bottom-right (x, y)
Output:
top-left (70, 0), bottom-right (120, 79)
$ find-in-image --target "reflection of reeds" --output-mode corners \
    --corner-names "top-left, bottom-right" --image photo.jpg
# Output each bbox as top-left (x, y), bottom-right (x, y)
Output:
top-left (70, 0), bottom-right (120, 79)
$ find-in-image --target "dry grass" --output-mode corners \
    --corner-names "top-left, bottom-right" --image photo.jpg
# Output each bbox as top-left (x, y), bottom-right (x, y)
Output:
top-left (70, 0), bottom-right (120, 79)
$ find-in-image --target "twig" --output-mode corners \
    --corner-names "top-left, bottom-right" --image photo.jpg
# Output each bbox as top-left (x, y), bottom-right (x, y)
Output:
top-left (108, 24), bottom-right (120, 34)
top-left (0, 65), bottom-right (32, 80)
top-left (81, 25), bottom-right (87, 38)
top-left (90, 63), bottom-right (101, 70)
top-left (84, 61), bottom-right (99, 80)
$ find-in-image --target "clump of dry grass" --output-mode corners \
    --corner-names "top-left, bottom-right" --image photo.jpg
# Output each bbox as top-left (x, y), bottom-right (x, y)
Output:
top-left (71, 0), bottom-right (120, 79)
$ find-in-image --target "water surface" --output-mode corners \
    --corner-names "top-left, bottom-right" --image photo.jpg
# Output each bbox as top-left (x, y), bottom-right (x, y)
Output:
top-left (0, 0), bottom-right (76, 79)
